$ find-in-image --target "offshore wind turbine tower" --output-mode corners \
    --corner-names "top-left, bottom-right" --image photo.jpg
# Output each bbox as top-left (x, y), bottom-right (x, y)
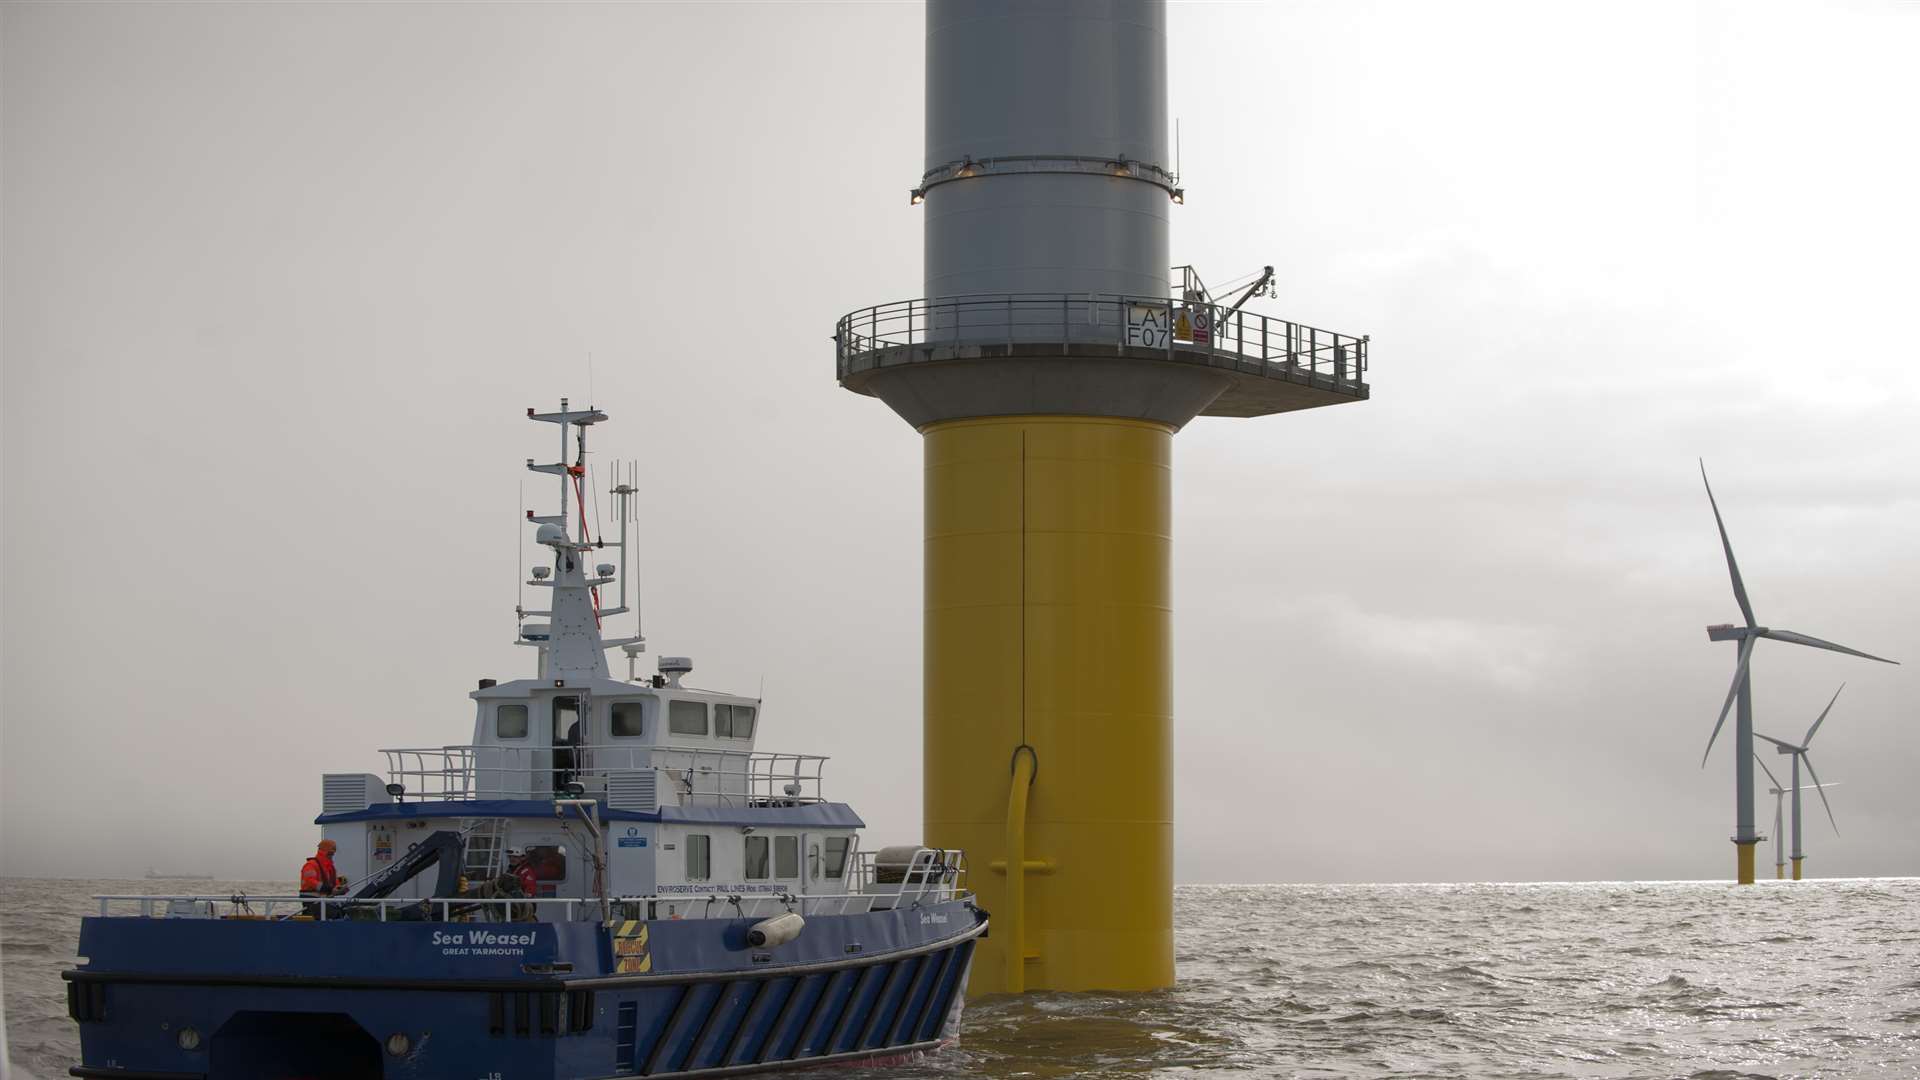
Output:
top-left (835, 0), bottom-right (1370, 994)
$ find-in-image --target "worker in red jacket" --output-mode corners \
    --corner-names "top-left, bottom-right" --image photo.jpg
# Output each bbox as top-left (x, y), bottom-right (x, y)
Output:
top-left (300, 839), bottom-right (347, 897)
top-left (508, 848), bottom-right (538, 898)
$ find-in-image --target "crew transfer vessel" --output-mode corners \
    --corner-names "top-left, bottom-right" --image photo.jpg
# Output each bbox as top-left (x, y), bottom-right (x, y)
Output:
top-left (64, 401), bottom-right (987, 1079)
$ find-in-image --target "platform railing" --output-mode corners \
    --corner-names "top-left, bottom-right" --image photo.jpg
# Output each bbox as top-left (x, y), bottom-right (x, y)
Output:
top-left (834, 292), bottom-right (1369, 390)
top-left (378, 745), bottom-right (830, 806)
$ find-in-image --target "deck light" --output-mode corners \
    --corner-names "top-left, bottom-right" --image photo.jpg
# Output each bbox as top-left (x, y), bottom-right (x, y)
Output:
top-left (1171, 188), bottom-right (1184, 204)
top-left (909, 188), bottom-right (925, 205)
top-left (531, 566), bottom-right (551, 580)
top-left (176, 1027), bottom-right (200, 1051)
top-left (385, 1033), bottom-right (410, 1057)
top-left (565, 782), bottom-right (586, 798)
top-left (385, 783), bottom-right (405, 801)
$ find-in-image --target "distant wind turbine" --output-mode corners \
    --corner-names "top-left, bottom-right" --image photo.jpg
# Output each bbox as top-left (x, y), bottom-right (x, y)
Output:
top-left (1756, 749), bottom-right (1840, 882)
top-left (1755, 753), bottom-right (1788, 880)
top-left (1697, 462), bottom-right (1896, 884)
top-left (1758, 684), bottom-right (1846, 881)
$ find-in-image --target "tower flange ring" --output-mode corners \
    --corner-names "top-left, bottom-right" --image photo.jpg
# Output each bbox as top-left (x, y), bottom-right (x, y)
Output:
top-left (913, 154), bottom-right (1180, 202)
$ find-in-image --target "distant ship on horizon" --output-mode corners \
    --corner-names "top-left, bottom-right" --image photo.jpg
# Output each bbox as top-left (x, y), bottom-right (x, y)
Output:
top-left (141, 868), bottom-right (210, 881)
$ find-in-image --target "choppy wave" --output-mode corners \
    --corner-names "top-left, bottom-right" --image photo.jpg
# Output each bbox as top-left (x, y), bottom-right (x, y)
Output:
top-left (7, 878), bottom-right (1920, 1078)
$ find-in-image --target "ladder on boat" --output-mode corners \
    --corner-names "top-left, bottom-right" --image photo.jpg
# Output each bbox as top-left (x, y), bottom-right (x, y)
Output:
top-left (459, 818), bottom-right (508, 885)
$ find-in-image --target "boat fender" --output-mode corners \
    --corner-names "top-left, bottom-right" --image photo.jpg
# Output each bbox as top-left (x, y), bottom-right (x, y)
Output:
top-left (747, 912), bottom-right (805, 948)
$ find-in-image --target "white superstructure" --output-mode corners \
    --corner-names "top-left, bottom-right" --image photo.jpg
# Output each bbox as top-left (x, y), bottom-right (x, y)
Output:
top-left (306, 402), bottom-right (941, 920)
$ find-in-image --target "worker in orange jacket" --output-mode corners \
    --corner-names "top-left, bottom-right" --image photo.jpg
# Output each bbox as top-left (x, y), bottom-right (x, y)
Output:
top-left (300, 839), bottom-right (347, 897)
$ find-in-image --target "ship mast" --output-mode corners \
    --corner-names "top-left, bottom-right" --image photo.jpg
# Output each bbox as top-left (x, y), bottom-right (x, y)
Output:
top-left (517, 399), bottom-right (644, 681)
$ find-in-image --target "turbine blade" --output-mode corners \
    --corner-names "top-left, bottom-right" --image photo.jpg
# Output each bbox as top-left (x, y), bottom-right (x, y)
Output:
top-left (1762, 629), bottom-right (1898, 666)
top-left (1753, 751), bottom-right (1784, 791)
top-left (1804, 683), bottom-right (1845, 746)
top-left (1703, 635), bottom-right (1757, 767)
top-left (1700, 461), bottom-right (1756, 628)
top-left (1754, 733), bottom-right (1799, 751)
top-left (1802, 753), bottom-right (1838, 836)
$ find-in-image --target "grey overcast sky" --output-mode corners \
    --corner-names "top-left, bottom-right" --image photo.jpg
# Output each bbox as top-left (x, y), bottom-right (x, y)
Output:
top-left (4, 1), bottom-right (1917, 884)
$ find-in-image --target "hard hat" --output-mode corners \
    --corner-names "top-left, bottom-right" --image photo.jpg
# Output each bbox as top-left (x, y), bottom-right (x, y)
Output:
top-left (507, 847), bottom-right (527, 858)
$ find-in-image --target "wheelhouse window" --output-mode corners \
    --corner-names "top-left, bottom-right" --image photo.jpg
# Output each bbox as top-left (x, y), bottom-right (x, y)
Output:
top-left (686, 834), bottom-right (711, 881)
top-left (714, 704), bottom-right (757, 739)
top-left (774, 835), bottom-right (798, 879)
top-left (822, 836), bottom-right (851, 880)
top-left (669, 700), bottom-right (707, 736)
top-left (744, 836), bottom-right (770, 880)
top-left (610, 701), bottom-right (645, 738)
top-left (497, 704), bottom-right (528, 740)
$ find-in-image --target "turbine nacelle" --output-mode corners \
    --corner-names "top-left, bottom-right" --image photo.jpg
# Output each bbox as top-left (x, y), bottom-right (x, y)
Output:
top-left (1758, 733), bottom-right (1811, 756)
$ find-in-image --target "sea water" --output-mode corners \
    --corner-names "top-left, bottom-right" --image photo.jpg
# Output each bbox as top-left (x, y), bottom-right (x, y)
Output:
top-left (6, 878), bottom-right (1918, 1078)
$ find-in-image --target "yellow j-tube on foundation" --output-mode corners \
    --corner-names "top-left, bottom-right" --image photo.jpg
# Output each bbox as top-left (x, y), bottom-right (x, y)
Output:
top-left (923, 416), bottom-right (1175, 995)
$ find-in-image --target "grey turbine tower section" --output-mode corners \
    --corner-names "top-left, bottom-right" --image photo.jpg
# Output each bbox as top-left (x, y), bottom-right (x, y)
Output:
top-left (863, 0), bottom-right (1219, 427)
top-left (832, 0), bottom-right (1370, 994)
top-left (927, 2), bottom-right (1169, 297)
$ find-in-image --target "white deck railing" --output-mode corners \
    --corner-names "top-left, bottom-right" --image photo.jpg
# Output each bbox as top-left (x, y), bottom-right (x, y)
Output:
top-left (92, 849), bottom-right (972, 926)
top-left (92, 894), bottom-right (602, 923)
top-left (854, 848), bottom-right (969, 908)
top-left (638, 893), bottom-right (881, 920)
top-left (650, 852), bottom-right (971, 920)
top-left (377, 744), bottom-right (830, 806)
top-left (92, 883), bottom-right (968, 927)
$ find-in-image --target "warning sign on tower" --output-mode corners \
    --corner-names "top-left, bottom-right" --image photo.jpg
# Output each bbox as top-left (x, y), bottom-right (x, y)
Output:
top-left (1176, 305), bottom-right (1211, 345)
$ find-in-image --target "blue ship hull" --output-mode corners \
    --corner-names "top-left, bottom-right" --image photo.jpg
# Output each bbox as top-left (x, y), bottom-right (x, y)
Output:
top-left (64, 901), bottom-right (986, 1079)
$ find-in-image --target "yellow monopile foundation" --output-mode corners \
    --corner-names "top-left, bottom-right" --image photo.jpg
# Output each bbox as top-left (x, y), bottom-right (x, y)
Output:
top-left (923, 416), bottom-right (1175, 994)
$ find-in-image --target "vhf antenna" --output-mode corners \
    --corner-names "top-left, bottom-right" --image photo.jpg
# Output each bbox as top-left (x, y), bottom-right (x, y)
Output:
top-left (612, 459), bottom-right (646, 680)
top-left (516, 476), bottom-right (526, 621)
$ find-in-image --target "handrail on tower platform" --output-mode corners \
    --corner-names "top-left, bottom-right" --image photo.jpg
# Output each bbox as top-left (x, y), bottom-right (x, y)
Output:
top-left (833, 292), bottom-right (1370, 396)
